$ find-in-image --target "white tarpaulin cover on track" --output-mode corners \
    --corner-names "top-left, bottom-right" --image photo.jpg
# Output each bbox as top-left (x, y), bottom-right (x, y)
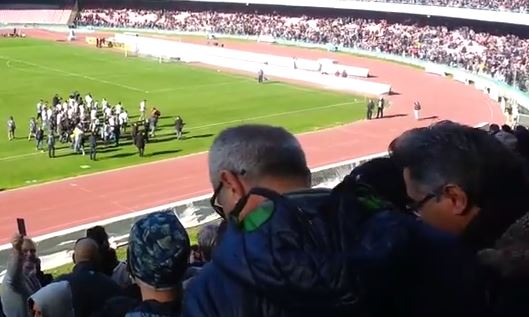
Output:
top-left (114, 33), bottom-right (392, 96)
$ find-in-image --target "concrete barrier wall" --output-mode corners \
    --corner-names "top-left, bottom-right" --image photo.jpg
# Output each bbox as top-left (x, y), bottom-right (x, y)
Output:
top-left (113, 34), bottom-right (390, 95)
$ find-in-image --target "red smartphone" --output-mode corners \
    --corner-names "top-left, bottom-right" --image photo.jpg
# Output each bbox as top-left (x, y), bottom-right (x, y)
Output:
top-left (17, 218), bottom-right (27, 237)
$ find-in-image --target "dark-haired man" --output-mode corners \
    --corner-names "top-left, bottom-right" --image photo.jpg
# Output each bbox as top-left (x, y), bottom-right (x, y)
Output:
top-left (389, 120), bottom-right (529, 315)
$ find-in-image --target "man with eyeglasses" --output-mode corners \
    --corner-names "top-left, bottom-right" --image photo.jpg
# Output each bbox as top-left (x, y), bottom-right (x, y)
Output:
top-left (184, 123), bottom-right (498, 317)
top-left (1, 234), bottom-right (41, 317)
top-left (389, 120), bottom-right (529, 315)
top-left (184, 124), bottom-right (351, 317)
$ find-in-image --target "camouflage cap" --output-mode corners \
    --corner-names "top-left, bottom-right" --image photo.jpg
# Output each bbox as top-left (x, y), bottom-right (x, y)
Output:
top-left (128, 211), bottom-right (190, 290)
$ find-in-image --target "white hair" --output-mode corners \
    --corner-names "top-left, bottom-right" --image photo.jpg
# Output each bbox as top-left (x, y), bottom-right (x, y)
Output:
top-left (208, 124), bottom-right (308, 187)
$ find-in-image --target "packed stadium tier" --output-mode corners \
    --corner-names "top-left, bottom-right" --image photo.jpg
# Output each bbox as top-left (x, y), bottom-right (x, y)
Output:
top-left (76, 9), bottom-right (529, 93)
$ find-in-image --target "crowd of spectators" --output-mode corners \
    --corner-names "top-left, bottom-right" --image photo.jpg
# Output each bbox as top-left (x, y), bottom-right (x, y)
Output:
top-left (3, 121), bottom-right (529, 317)
top-left (76, 9), bottom-right (529, 92)
top-left (365, 0), bottom-right (529, 13)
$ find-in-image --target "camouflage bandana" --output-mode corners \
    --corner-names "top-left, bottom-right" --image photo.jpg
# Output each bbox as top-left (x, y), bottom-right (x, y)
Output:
top-left (128, 211), bottom-right (190, 290)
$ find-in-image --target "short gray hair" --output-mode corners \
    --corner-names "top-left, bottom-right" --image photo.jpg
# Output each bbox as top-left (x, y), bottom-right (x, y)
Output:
top-left (208, 124), bottom-right (309, 186)
top-left (197, 224), bottom-right (219, 261)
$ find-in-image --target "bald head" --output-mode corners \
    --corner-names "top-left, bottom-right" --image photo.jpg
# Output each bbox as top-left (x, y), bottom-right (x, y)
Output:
top-left (73, 238), bottom-right (99, 264)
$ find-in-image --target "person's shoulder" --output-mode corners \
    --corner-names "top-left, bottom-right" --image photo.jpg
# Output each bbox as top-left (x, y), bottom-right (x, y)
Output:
top-left (184, 262), bottom-right (246, 317)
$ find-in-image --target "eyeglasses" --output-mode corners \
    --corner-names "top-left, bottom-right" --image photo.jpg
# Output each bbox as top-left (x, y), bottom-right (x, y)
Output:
top-left (210, 182), bottom-right (225, 219)
top-left (406, 193), bottom-right (436, 216)
top-left (209, 170), bottom-right (247, 219)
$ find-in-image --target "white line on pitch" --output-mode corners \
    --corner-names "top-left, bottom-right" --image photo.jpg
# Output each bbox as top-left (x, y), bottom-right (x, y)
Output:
top-left (146, 79), bottom-right (248, 93)
top-left (188, 101), bottom-right (355, 131)
top-left (0, 56), bottom-right (145, 93)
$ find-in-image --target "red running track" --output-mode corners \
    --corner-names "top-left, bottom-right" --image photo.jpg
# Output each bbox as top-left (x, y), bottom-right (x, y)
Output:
top-left (0, 31), bottom-right (505, 244)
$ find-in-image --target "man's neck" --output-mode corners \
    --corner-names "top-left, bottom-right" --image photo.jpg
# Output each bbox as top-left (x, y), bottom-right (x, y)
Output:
top-left (239, 177), bottom-right (310, 220)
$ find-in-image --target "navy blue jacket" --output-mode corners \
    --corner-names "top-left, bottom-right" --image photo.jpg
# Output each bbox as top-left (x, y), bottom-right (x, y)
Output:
top-left (183, 184), bottom-right (485, 317)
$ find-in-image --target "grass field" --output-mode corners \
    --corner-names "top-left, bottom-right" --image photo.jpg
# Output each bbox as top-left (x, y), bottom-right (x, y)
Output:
top-left (0, 38), bottom-right (365, 189)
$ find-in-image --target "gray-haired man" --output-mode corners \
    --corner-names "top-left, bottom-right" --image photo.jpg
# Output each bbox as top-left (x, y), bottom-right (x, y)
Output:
top-left (184, 124), bottom-right (333, 317)
top-left (206, 124), bottom-right (311, 221)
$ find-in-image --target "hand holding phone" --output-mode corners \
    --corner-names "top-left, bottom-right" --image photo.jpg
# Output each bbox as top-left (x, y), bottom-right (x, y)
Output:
top-left (17, 218), bottom-right (27, 237)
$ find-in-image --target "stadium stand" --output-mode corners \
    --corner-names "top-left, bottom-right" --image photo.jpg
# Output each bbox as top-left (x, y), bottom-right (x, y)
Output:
top-left (361, 0), bottom-right (528, 13)
top-left (0, 0), bottom-right (75, 25)
top-left (76, 9), bottom-right (529, 92)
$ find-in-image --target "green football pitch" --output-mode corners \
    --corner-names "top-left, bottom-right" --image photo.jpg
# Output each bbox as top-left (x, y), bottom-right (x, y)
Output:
top-left (0, 38), bottom-right (365, 190)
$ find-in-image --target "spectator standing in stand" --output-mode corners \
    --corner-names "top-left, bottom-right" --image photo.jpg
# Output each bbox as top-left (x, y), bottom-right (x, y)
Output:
top-left (1, 234), bottom-right (42, 317)
top-left (389, 121), bottom-right (529, 315)
top-left (86, 226), bottom-right (131, 288)
top-left (51, 238), bottom-right (123, 317)
top-left (125, 211), bottom-right (190, 315)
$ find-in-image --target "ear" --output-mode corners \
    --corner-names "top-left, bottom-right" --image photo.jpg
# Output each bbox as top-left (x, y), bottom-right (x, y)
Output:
top-left (219, 170), bottom-right (246, 200)
top-left (444, 185), bottom-right (469, 215)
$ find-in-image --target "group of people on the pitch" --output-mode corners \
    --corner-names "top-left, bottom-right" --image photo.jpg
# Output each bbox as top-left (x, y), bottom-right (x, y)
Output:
top-left (6, 92), bottom-right (185, 159)
top-left (366, 97), bottom-right (422, 120)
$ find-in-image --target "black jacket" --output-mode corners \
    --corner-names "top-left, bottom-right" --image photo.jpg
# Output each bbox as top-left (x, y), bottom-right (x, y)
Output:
top-left (55, 262), bottom-right (123, 317)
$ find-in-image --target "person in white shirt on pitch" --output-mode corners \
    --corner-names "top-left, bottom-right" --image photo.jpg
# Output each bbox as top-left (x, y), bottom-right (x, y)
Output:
top-left (67, 106), bottom-right (74, 120)
top-left (139, 99), bottom-right (146, 121)
top-left (36, 100), bottom-right (43, 121)
top-left (41, 106), bottom-right (48, 124)
top-left (90, 108), bottom-right (98, 122)
top-left (115, 102), bottom-right (122, 115)
top-left (56, 112), bottom-right (62, 130)
top-left (46, 108), bottom-right (53, 121)
top-left (119, 110), bottom-right (128, 132)
top-left (105, 106), bottom-right (112, 119)
top-left (101, 98), bottom-right (108, 109)
top-left (80, 104), bottom-right (86, 119)
top-left (91, 118), bottom-right (99, 133)
top-left (85, 93), bottom-right (93, 107)
top-left (108, 115), bottom-right (115, 128)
